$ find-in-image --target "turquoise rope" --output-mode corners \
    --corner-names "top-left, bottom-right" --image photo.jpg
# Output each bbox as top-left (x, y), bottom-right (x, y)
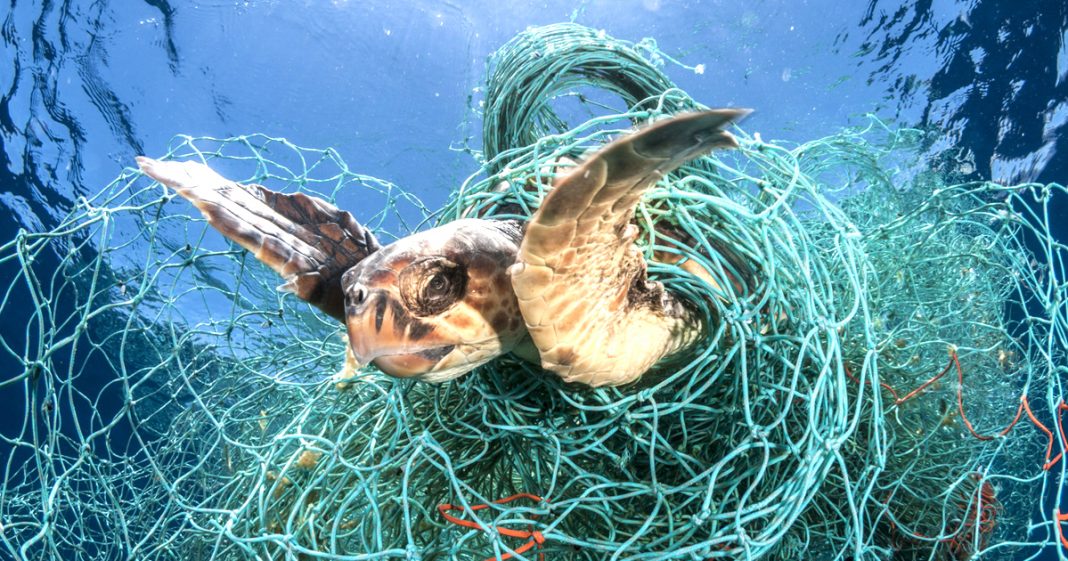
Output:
top-left (0, 23), bottom-right (1063, 561)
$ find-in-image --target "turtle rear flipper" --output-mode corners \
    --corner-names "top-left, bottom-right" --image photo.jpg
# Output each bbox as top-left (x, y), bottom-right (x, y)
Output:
top-left (136, 157), bottom-right (379, 321)
top-left (511, 109), bottom-right (749, 386)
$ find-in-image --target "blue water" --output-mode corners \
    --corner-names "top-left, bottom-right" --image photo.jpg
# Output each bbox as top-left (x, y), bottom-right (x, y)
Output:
top-left (4, 0), bottom-right (1064, 236)
top-left (1, 0), bottom-right (1065, 559)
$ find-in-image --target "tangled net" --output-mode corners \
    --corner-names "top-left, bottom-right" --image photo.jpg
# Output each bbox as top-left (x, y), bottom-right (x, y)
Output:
top-left (1, 23), bottom-right (1065, 561)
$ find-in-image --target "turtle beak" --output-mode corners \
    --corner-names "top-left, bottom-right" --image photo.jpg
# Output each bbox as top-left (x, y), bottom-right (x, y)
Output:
top-left (345, 289), bottom-right (418, 366)
top-left (346, 325), bottom-right (377, 368)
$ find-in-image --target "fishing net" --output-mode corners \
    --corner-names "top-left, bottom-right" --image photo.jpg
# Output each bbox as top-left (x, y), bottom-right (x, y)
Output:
top-left (1, 22), bottom-right (1065, 561)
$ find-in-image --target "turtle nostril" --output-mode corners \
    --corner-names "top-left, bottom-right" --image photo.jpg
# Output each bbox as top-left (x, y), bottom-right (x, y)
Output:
top-left (351, 285), bottom-right (367, 305)
top-left (345, 283), bottom-right (369, 317)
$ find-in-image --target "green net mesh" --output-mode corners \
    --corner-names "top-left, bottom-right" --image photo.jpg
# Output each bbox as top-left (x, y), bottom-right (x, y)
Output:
top-left (1, 23), bottom-right (1065, 561)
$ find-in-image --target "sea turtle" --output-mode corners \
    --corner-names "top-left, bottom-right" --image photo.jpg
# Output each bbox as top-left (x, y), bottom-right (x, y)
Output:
top-left (136, 109), bottom-right (749, 386)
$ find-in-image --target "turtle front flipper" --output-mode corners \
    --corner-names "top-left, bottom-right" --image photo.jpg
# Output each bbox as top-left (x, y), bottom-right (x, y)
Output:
top-left (136, 157), bottom-right (380, 322)
top-left (510, 109), bottom-right (749, 386)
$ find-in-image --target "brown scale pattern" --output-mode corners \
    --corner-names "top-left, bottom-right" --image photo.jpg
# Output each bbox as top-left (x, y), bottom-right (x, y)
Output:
top-left (511, 109), bottom-right (749, 386)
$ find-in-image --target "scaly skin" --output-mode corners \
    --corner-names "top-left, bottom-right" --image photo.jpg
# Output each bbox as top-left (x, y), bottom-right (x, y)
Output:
top-left (511, 109), bottom-right (748, 386)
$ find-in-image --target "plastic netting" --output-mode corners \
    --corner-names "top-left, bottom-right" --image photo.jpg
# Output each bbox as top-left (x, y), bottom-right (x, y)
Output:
top-left (1, 22), bottom-right (1065, 561)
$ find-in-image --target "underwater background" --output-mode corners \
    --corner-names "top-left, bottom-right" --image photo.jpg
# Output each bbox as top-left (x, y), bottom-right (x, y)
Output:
top-left (1, 1), bottom-right (1067, 560)
top-left (4, 0), bottom-right (1066, 233)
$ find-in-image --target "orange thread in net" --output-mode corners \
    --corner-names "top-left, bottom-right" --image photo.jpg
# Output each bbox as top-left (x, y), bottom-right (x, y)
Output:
top-left (850, 348), bottom-right (1068, 555)
top-left (847, 348), bottom-right (1026, 439)
top-left (1022, 397), bottom-right (1068, 470)
top-left (941, 474), bottom-right (1001, 561)
top-left (947, 349), bottom-right (1026, 441)
top-left (1057, 510), bottom-right (1068, 550)
top-left (438, 493), bottom-right (548, 561)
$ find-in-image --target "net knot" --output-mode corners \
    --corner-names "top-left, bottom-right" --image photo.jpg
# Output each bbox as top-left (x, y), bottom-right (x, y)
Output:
top-left (692, 510), bottom-right (711, 526)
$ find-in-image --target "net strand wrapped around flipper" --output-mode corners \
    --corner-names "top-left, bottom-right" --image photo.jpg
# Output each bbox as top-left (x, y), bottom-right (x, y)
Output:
top-left (1, 23), bottom-right (1065, 561)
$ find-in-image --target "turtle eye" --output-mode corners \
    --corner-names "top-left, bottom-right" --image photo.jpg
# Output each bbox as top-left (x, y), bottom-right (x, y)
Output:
top-left (398, 257), bottom-right (466, 317)
top-left (426, 272), bottom-right (448, 296)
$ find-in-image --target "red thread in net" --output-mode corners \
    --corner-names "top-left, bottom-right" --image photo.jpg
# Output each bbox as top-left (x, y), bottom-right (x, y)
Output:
top-left (438, 493), bottom-right (548, 561)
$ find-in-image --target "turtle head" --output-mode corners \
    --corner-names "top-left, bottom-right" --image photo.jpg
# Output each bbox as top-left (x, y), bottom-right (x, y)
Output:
top-left (341, 219), bottom-right (526, 382)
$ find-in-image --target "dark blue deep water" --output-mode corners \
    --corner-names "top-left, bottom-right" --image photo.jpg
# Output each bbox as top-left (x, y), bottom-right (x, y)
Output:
top-left (0, 1), bottom-right (1065, 560)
